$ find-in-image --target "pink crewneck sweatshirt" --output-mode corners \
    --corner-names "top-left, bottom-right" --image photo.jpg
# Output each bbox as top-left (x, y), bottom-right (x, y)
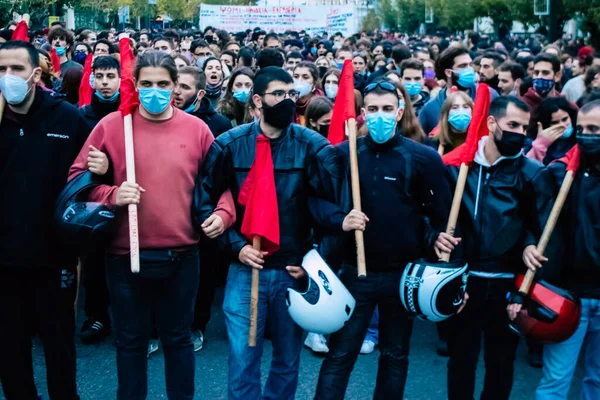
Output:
top-left (69, 107), bottom-right (235, 253)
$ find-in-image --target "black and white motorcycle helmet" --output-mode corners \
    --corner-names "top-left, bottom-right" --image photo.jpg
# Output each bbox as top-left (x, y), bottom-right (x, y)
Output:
top-left (400, 259), bottom-right (468, 322)
top-left (286, 250), bottom-right (356, 334)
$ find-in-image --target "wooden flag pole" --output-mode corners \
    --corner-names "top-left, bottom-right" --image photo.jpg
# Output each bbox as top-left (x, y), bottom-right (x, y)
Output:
top-left (440, 163), bottom-right (469, 262)
top-left (347, 119), bottom-right (367, 278)
top-left (519, 170), bottom-right (574, 293)
top-left (248, 236), bottom-right (262, 347)
top-left (124, 113), bottom-right (140, 273)
top-left (437, 143), bottom-right (445, 156)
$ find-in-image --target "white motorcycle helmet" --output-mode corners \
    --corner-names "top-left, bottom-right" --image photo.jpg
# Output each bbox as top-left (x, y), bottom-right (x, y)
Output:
top-left (400, 258), bottom-right (468, 322)
top-left (286, 250), bottom-right (356, 334)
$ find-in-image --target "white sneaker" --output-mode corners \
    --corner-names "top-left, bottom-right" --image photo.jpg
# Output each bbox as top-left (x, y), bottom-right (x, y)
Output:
top-left (360, 340), bottom-right (376, 355)
top-left (304, 333), bottom-right (329, 354)
top-left (191, 330), bottom-right (204, 352)
top-left (147, 339), bottom-right (159, 358)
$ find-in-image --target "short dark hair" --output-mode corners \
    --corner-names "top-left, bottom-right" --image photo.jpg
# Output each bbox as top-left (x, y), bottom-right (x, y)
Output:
top-left (305, 96), bottom-right (333, 128)
top-left (253, 66), bottom-right (293, 95)
top-left (48, 27), bottom-right (74, 47)
top-left (481, 51), bottom-right (504, 68)
top-left (533, 53), bottom-right (561, 74)
top-left (436, 46), bottom-right (471, 80)
top-left (238, 46), bottom-right (255, 67)
top-left (221, 50), bottom-right (237, 61)
top-left (0, 40), bottom-right (40, 68)
top-left (92, 55), bottom-right (120, 75)
top-left (201, 57), bottom-right (220, 74)
top-left (263, 33), bottom-right (280, 47)
top-left (467, 31), bottom-right (480, 45)
top-left (489, 95), bottom-right (530, 120)
top-left (152, 36), bottom-right (174, 50)
top-left (179, 66), bottom-right (206, 90)
top-left (134, 50), bottom-right (178, 83)
top-left (74, 42), bottom-right (92, 54)
top-left (498, 61), bottom-right (525, 81)
top-left (256, 48), bottom-right (285, 69)
top-left (399, 59), bottom-right (424, 76)
top-left (286, 51), bottom-right (303, 61)
top-left (391, 45), bottom-right (411, 64)
top-left (580, 99), bottom-right (600, 113)
top-left (190, 39), bottom-right (210, 54)
top-left (93, 39), bottom-right (114, 54)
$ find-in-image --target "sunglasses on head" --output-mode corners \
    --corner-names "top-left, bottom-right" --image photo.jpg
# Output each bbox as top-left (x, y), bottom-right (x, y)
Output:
top-left (364, 81), bottom-right (398, 96)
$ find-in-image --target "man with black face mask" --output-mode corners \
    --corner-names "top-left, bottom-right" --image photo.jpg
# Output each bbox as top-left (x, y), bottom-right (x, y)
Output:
top-left (443, 96), bottom-right (546, 400)
top-left (196, 66), bottom-right (349, 400)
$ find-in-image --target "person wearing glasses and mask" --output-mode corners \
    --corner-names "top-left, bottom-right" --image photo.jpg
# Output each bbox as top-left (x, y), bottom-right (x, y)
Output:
top-left (314, 80), bottom-right (453, 400)
top-left (196, 66), bottom-right (353, 400)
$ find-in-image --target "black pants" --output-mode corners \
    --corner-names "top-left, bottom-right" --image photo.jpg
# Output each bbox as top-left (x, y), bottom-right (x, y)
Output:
top-left (105, 249), bottom-right (199, 400)
top-left (447, 276), bottom-right (519, 400)
top-left (0, 267), bottom-right (79, 400)
top-left (82, 244), bottom-right (111, 324)
top-left (315, 267), bottom-right (414, 400)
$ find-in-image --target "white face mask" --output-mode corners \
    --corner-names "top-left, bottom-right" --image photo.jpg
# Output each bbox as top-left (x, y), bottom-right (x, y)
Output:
top-left (0, 71), bottom-right (35, 105)
top-left (325, 84), bottom-right (338, 99)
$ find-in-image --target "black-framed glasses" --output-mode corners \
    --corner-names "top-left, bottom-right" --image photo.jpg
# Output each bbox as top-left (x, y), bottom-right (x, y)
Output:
top-left (262, 89), bottom-right (300, 102)
top-left (364, 81), bottom-right (397, 96)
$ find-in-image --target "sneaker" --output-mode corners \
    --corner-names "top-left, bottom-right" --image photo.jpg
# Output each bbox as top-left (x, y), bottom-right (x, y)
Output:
top-left (191, 330), bottom-right (204, 352)
top-left (436, 340), bottom-right (449, 357)
top-left (80, 320), bottom-right (110, 344)
top-left (304, 333), bottom-right (329, 354)
top-left (147, 339), bottom-right (160, 358)
top-left (360, 340), bottom-right (376, 355)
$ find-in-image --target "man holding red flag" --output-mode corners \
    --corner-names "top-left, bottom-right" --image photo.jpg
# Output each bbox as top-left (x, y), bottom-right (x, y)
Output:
top-left (439, 95), bottom-right (547, 399)
top-left (196, 66), bottom-right (352, 400)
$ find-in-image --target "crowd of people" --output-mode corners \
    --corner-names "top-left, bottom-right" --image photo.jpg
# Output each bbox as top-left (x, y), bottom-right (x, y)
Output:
top-left (0, 19), bottom-right (599, 400)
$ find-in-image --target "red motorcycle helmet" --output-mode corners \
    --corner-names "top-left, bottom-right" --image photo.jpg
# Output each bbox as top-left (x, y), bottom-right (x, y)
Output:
top-left (509, 274), bottom-right (581, 344)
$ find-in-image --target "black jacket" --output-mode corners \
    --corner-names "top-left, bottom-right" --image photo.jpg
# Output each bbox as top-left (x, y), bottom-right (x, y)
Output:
top-left (447, 152), bottom-right (544, 275)
top-left (336, 134), bottom-right (452, 271)
top-left (80, 93), bottom-right (120, 132)
top-left (195, 121), bottom-right (348, 269)
top-left (412, 91), bottom-right (430, 117)
top-left (0, 88), bottom-right (89, 269)
top-left (536, 158), bottom-right (600, 299)
top-left (190, 97), bottom-right (233, 138)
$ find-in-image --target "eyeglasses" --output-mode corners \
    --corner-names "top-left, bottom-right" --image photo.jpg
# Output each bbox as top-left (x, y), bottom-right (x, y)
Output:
top-left (194, 52), bottom-right (212, 57)
top-left (262, 90), bottom-right (300, 102)
top-left (364, 81), bottom-right (398, 96)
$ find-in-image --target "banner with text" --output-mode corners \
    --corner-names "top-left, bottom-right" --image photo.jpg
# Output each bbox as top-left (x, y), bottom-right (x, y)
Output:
top-left (199, 4), bottom-right (358, 37)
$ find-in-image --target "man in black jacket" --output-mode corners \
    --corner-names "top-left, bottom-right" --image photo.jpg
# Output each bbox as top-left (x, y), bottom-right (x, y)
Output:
top-left (196, 67), bottom-right (354, 400)
top-left (443, 96), bottom-right (546, 400)
top-left (174, 66), bottom-right (232, 137)
top-left (508, 99), bottom-right (600, 399)
top-left (0, 40), bottom-right (88, 400)
top-left (314, 81), bottom-right (453, 400)
top-left (78, 55), bottom-right (120, 344)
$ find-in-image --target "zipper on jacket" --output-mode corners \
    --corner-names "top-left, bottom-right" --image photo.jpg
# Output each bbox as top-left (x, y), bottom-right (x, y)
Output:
top-left (474, 165), bottom-right (483, 219)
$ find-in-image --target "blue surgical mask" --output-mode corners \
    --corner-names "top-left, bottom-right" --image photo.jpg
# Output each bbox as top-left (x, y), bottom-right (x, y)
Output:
top-left (310, 47), bottom-right (317, 56)
top-left (325, 84), bottom-right (338, 99)
top-left (366, 112), bottom-right (397, 144)
top-left (196, 57), bottom-right (208, 68)
top-left (337, 61), bottom-right (344, 70)
top-left (404, 81), bottom-right (422, 97)
top-left (398, 99), bottom-right (405, 110)
top-left (94, 90), bottom-right (120, 103)
top-left (138, 87), bottom-right (172, 114)
top-left (183, 98), bottom-right (198, 113)
top-left (448, 110), bottom-right (472, 131)
top-left (55, 46), bottom-right (66, 57)
top-left (294, 81), bottom-right (312, 98)
top-left (453, 67), bottom-right (476, 88)
top-left (533, 78), bottom-right (555, 97)
top-left (233, 88), bottom-right (250, 103)
top-left (563, 124), bottom-right (573, 138)
top-left (0, 72), bottom-right (34, 105)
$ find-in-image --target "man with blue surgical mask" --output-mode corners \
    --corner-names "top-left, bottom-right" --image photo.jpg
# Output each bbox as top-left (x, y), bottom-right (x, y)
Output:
top-left (48, 26), bottom-right (82, 75)
top-left (315, 80), bottom-right (453, 399)
top-left (173, 66), bottom-right (232, 137)
top-left (419, 46), bottom-right (498, 135)
top-left (400, 58), bottom-right (429, 116)
top-left (190, 39), bottom-right (213, 68)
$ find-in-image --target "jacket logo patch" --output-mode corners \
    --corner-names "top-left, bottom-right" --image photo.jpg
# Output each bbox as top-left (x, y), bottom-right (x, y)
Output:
top-left (47, 133), bottom-right (70, 139)
top-left (384, 176), bottom-right (396, 181)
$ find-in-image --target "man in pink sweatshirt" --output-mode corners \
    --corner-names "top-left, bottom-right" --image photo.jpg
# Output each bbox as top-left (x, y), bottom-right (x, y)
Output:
top-left (69, 51), bottom-right (235, 400)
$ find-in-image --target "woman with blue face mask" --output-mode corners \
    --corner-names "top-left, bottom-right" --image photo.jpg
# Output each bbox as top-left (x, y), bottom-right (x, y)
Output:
top-left (433, 92), bottom-right (474, 155)
top-left (322, 69), bottom-right (340, 101)
top-left (293, 61), bottom-right (324, 125)
top-left (525, 96), bottom-right (578, 165)
top-left (216, 67), bottom-right (255, 127)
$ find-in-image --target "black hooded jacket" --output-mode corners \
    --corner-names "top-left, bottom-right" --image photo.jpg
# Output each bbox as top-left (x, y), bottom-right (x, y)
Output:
top-left (80, 93), bottom-right (121, 132)
top-left (190, 97), bottom-right (233, 138)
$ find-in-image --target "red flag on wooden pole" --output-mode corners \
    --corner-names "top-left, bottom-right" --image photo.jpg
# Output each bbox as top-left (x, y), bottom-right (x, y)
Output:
top-left (11, 20), bottom-right (29, 42)
top-left (50, 48), bottom-right (61, 78)
top-left (79, 54), bottom-right (94, 108)
top-left (328, 59), bottom-right (356, 145)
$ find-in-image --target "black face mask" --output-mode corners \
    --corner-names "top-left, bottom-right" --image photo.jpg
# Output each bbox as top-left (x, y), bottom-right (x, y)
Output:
top-left (576, 133), bottom-right (600, 162)
top-left (317, 123), bottom-right (330, 138)
top-left (262, 98), bottom-right (296, 129)
top-left (318, 66), bottom-right (328, 78)
top-left (494, 129), bottom-right (525, 157)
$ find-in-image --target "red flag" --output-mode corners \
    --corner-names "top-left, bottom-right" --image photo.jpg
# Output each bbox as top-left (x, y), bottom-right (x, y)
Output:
top-left (118, 37), bottom-right (139, 116)
top-left (442, 84), bottom-right (491, 166)
top-left (50, 48), bottom-right (61, 78)
top-left (79, 54), bottom-right (94, 108)
top-left (557, 145), bottom-right (581, 172)
top-left (328, 59), bottom-right (356, 145)
top-left (238, 135), bottom-right (280, 254)
top-left (11, 20), bottom-right (29, 42)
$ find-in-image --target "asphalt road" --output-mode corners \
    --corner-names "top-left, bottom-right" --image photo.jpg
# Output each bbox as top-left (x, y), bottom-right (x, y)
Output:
top-left (2, 288), bottom-right (583, 400)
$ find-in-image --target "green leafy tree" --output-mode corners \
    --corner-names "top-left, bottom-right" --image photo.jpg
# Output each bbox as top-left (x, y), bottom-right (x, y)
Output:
top-left (396, 0), bottom-right (425, 33)
top-left (377, 0), bottom-right (400, 31)
top-left (362, 9), bottom-right (381, 32)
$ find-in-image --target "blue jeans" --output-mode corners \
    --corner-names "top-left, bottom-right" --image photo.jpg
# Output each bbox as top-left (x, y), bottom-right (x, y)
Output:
top-left (223, 263), bottom-right (304, 400)
top-left (365, 307), bottom-right (379, 344)
top-left (536, 298), bottom-right (600, 400)
top-left (105, 248), bottom-right (199, 400)
top-left (315, 267), bottom-right (414, 400)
